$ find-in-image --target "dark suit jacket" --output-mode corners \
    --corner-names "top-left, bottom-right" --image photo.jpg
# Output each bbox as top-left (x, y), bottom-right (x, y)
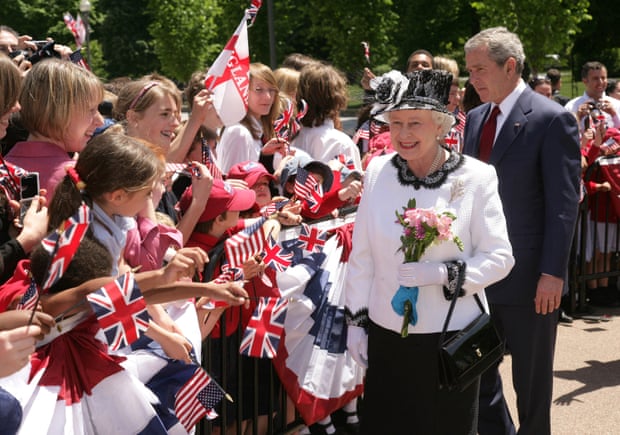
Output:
top-left (463, 87), bottom-right (581, 305)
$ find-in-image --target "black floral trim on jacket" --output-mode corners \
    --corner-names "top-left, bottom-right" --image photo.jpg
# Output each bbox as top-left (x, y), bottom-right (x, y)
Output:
top-left (345, 307), bottom-right (369, 332)
top-left (442, 259), bottom-right (467, 300)
top-left (391, 149), bottom-right (463, 190)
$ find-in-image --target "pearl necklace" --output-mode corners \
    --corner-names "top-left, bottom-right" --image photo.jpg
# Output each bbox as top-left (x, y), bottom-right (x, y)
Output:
top-left (426, 146), bottom-right (444, 176)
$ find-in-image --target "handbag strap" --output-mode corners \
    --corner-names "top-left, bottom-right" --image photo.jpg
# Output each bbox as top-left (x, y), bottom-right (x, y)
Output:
top-left (438, 261), bottom-right (486, 346)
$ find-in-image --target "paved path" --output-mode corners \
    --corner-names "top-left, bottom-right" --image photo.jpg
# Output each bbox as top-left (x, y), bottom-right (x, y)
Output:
top-left (499, 305), bottom-right (620, 435)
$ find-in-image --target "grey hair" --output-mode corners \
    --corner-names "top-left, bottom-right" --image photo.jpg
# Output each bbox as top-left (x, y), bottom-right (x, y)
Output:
top-left (464, 27), bottom-right (525, 75)
top-left (432, 111), bottom-right (456, 137)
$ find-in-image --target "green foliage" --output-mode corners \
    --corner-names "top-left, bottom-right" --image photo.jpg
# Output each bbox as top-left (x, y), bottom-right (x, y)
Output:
top-left (470, 0), bottom-right (591, 75)
top-left (97, 0), bottom-right (160, 79)
top-left (147, 0), bottom-right (222, 82)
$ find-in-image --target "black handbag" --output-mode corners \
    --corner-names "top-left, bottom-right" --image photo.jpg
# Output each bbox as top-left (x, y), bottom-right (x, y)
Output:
top-left (437, 270), bottom-right (504, 392)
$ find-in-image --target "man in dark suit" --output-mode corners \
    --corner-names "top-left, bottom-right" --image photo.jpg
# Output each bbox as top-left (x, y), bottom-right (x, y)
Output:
top-left (462, 27), bottom-right (581, 435)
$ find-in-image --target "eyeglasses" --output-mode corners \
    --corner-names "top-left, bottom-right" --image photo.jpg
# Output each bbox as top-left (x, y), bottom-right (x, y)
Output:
top-left (252, 87), bottom-right (277, 97)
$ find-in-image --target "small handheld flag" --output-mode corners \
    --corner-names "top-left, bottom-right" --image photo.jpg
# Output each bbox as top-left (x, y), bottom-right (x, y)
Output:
top-left (86, 273), bottom-right (150, 351)
top-left (240, 296), bottom-right (288, 358)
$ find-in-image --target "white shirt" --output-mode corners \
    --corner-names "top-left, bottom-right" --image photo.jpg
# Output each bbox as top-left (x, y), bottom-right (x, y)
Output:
top-left (216, 117), bottom-right (263, 174)
top-left (565, 92), bottom-right (620, 130)
top-left (291, 119), bottom-right (362, 170)
top-left (345, 152), bottom-right (514, 334)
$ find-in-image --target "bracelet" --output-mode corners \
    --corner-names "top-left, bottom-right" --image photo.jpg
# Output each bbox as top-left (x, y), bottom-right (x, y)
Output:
top-left (442, 260), bottom-right (466, 300)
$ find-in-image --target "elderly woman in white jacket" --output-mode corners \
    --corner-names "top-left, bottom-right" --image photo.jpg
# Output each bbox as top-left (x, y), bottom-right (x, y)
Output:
top-left (344, 69), bottom-right (514, 435)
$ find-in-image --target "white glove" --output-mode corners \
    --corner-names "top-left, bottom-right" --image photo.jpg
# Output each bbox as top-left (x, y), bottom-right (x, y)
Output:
top-left (397, 261), bottom-right (447, 288)
top-left (346, 325), bottom-right (368, 369)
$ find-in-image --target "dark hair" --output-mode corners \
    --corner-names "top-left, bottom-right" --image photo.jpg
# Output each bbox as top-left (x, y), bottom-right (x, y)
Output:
top-left (30, 235), bottom-right (112, 294)
top-left (461, 80), bottom-right (482, 113)
top-left (298, 63), bottom-right (348, 128)
top-left (185, 70), bottom-right (206, 110)
top-left (49, 133), bottom-right (163, 229)
top-left (280, 53), bottom-right (317, 71)
top-left (581, 61), bottom-right (606, 80)
top-left (606, 79), bottom-right (618, 96)
top-left (529, 76), bottom-right (551, 90)
top-left (546, 68), bottom-right (562, 86)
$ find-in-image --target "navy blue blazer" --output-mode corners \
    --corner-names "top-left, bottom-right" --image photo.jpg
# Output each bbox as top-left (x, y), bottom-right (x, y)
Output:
top-left (463, 87), bottom-right (581, 305)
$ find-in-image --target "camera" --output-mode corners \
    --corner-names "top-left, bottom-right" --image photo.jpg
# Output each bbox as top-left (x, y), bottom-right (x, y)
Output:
top-left (27, 40), bottom-right (60, 64)
top-left (19, 172), bottom-right (40, 224)
top-left (587, 101), bottom-right (603, 111)
top-left (9, 40), bottom-right (60, 65)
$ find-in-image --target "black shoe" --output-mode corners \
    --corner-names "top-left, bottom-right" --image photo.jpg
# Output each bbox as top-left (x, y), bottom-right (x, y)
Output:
top-left (559, 310), bottom-right (573, 324)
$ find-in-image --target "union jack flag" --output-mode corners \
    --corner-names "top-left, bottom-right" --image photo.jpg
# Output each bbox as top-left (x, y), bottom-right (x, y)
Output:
top-left (273, 98), bottom-right (294, 140)
top-left (240, 296), bottom-right (288, 358)
top-left (264, 235), bottom-right (293, 272)
top-left (299, 223), bottom-right (327, 253)
top-left (224, 217), bottom-right (267, 269)
top-left (86, 273), bottom-right (150, 351)
top-left (175, 367), bottom-right (223, 431)
top-left (201, 138), bottom-right (223, 180)
top-left (289, 99), bottom-right (308, 139)
top-left (247, 0), bottom-right (263, 26)
top-left (41, 203), bottom-right (91, 292)
top-left (0, 157), bottom-right (24, 200)
top-left (361, 41), bottom-right (370, 63)
top-left (336, 154), bottom-right (356, 171)
top-left (213, 262), bottom-right (244, 285)
top-left (294, 167), bottom-right (323, 213)
top-left (443, 129), bottom-right (461, 152)
top-left (16, 278), bottom-right (38, 311)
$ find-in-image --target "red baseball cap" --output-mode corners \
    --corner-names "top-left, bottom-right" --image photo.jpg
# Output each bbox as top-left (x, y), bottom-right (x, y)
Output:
top-left (227, 161), bottom-right (275, 188)
top-left (177, 179), bottom-right (256, 223)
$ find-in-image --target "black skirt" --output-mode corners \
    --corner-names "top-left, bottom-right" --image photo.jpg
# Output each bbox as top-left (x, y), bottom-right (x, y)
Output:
top-left (361, 321), bottom-right (479, 435)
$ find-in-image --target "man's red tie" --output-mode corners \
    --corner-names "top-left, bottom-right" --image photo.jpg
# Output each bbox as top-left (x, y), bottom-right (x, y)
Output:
top-left (479, 105), bottom-right (500, 162)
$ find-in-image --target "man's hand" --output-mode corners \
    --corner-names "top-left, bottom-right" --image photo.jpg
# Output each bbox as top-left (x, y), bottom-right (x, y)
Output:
top-left (534, 274), bottom-right (564, 315)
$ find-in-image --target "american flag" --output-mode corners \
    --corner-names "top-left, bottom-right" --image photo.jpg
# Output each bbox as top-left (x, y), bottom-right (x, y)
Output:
top-left (352, 123), bottom-right (370, 145)
top-left (201, 138), bottom-right (223, 180)
top-left (69, 49), bottom-right (90, 70)
top-left (175, 367), bottom-right (223, 431)
top-left (224, 217), bottom-right (267, 269)
top-left (86, 273), bottom-right (150, 351)
top-left (264, 235), bottom-right (293, 272)
top-left (260, 199), bottom-right (289, 218)
top-left (16, 278), bottom-right (38, 311)
top-left (299, 223), bottom-right (327, 253)
top-left (40, 203), bottom-right (91, 292)
top-left (213, 262), bottom-right (244, 285)
top-left (369, 119), bottom-right (389, 137)
top-left (294, 167), bottom-right (323, 213)
top-left (240, 296), bottom-right (288, 358)
top-left (63, 12), bottom-right (86, 48)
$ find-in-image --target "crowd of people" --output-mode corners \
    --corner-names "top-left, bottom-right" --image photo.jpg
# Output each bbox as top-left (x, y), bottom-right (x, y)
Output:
top-left (0, 19), bottom-right (618, 435)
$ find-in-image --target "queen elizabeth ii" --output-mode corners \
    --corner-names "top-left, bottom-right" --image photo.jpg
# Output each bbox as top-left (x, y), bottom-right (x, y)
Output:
top-left (344, 69), bottom-right (514, 434)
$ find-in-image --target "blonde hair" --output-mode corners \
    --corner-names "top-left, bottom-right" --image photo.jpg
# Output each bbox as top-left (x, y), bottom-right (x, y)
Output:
top-left (242, 63), bottom-right (279, 139)
top-left (19, 59), bottom-right (103, 143)
top-left (114, 74), bottom-right (181, 121)
top-left (433, 56), bottom-right (460, 84)
top-left (274, 67), bottom-right (300, 100)
top-left (0, 55), bottom-right (21, 116)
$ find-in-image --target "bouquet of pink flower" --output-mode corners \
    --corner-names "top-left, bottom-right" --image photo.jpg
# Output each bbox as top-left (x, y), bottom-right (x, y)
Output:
top-left (392, 198), bottom-right (463, 337)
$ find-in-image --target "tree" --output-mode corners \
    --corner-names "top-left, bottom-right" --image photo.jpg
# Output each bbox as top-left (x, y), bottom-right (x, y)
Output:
top-left (97, 0), bottom-right (160, 79)
top-left (147, 0), bottom-right (222, 82)
top-left (470, 0), bottom-right (591, 75)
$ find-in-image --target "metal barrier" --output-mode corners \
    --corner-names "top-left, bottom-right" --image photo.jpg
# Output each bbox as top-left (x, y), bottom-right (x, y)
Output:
top-left (197, 206), bottom-right (358, 435)
top-left (568, 156), bottom-right (620, 315)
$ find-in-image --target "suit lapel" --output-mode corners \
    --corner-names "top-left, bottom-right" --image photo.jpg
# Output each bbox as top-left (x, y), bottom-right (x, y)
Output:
top-left (490, 89), bottom-right (532, 165)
